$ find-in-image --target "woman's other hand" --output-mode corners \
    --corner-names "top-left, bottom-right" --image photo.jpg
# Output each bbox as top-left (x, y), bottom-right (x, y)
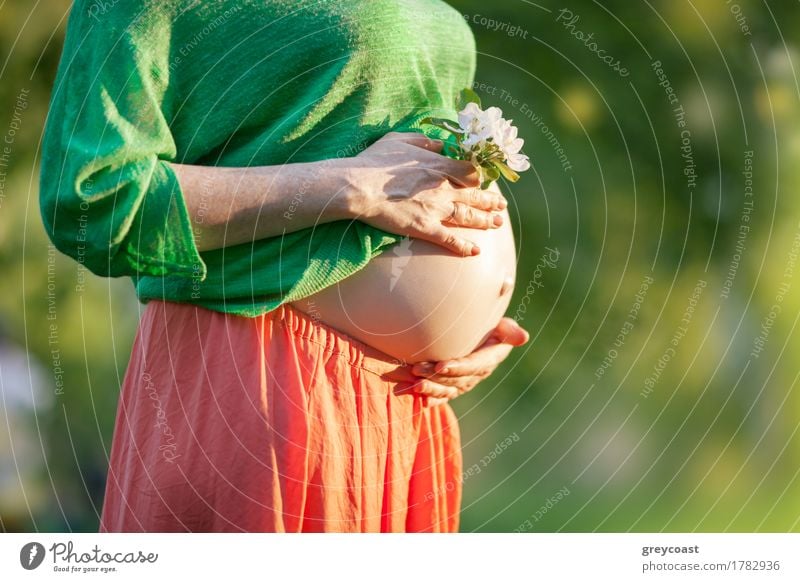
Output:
top-left (407, 318), bottom-right (530, 406)
top-left (346, 132), bottom-right (508, 256)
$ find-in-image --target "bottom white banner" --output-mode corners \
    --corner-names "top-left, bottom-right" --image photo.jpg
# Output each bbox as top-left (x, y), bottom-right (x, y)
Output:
top-left (1, 533), bottom-right (798, 581)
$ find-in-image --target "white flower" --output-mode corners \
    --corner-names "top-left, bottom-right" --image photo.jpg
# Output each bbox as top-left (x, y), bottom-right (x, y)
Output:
top-left (457, 102), bottom-right (502, 149)
top-left (492, 118), bottom-right (530, 172)
top-left (455, 102), bottom-right (530, 172)
top-left (421, 91), bottom-right (530, 187)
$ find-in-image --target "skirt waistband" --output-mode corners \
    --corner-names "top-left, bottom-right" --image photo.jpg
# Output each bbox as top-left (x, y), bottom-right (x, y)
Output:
top-left (273, 303), bottom-right (418, 384)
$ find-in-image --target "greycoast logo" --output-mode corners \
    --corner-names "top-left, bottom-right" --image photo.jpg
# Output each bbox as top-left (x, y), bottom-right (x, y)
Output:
top-left (20, 542), bottom-right (46, 570)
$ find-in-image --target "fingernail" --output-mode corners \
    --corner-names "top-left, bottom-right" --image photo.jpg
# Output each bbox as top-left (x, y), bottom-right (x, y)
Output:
top-left (440, 367), bottom-right (450, 374)
top-left (492, 214), bottom-right (503, 227)
top-left (470, 245), bottom-right (480, 256)
top-left (499, 198), bottom-right (508, 209)
top-left (414, 362), bottom-right (433, 375)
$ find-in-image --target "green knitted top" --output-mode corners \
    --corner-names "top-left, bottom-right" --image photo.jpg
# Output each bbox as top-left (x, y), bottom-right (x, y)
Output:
top-left (40, 0), bottom-right (475, 316)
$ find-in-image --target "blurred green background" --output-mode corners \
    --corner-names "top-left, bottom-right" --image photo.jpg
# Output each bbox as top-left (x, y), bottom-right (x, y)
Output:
top-left (2, 0), bottom-right (800, 532)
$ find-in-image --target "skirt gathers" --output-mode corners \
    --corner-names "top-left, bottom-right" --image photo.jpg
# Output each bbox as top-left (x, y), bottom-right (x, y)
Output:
top-left (100, 300), bottom-right (462, 532)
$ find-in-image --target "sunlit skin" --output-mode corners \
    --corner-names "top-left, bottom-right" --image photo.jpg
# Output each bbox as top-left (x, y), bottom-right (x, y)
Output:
top-left (176, 132), bottom-right (529, 405)
top-left (290, 185), bottom-right (522, 399)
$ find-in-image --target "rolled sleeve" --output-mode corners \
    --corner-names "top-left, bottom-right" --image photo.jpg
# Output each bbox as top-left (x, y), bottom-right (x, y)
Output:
top-left (40, 5), bottom-right (205, 280)
top-left (112, 159), bottom-right (205, 278)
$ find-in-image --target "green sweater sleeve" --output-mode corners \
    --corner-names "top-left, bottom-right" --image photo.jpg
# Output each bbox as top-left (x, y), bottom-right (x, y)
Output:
top-left (40, 2), bottom-right (205, 280)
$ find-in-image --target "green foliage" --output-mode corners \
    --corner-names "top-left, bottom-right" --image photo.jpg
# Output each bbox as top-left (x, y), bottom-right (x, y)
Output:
top-left (421, 103), bottom-right (523, 189)
top-left (457, 87), bottom-right (482, 109)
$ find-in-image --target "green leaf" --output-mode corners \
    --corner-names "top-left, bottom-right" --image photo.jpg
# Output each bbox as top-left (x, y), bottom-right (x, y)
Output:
top-left (480, 164), bottom-right (500, 184)
top-left (419, 117), bottom-right (461, 134)
top-left (493, 160), bottom-right (521, 182)
top-left (456, 87), bottom-right (482, 111)
top-left (420, 116), bottom-right (453, 126)
top-left (442, 142), bottom-right (462, 159)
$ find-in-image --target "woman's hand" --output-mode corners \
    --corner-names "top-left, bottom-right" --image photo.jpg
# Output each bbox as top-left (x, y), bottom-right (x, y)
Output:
top-left (346, 131), bottom-right (508, 256)
top-left (176, 130), bottom-right (506, 254)
top-left (408, 318), bottom-right (530, 406)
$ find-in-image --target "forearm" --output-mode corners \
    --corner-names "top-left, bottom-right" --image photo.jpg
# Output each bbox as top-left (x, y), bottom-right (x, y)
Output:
top-left (172, 159), bottom-right (359, 252)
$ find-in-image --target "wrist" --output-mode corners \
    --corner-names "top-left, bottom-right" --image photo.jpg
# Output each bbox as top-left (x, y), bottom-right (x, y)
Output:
top-left (332, 159), bottom-right (373, 221)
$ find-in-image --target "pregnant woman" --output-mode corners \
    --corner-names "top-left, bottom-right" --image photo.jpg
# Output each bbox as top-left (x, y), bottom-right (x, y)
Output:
top-left (40, 0), bottom-right (528, 532)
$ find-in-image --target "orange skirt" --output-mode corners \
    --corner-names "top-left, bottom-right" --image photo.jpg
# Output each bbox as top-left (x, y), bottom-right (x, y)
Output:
top-left (100, 300), bottom-right (462, 532)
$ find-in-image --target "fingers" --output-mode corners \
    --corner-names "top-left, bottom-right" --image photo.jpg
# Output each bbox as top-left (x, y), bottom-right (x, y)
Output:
top-left (394, 379), bottom-right (459, 407)
top-left (442, 201), bottom-right (504, 230)
top-left (409, 321), bottom-right (529, 382)
top-left (413, 371), bottom-right (480, 390)
top-left (452, 187), bottom-right (508, 211)
top-left (378, 134), bottom-right (476, 186)
top-left (432, 342), bottom-right (515, 377)
top-left (439, 159), bottom-right (481, 187)
top-left (424, 224), bottom-right (480, 256)
top-left (407, 136), bottom-right (445, 154)
top-left (419, 319), bottom-right (528, 378)
top-left (382, 131), bottom-right (444, 153)
top-left (411, 362), bottom-right (466, 385)
top-left (492, 317), bottom-right (531, 345)
top-left (412, 361), bottom-right (439, 377)
top-left (411, 380), bottom-right (459, 400)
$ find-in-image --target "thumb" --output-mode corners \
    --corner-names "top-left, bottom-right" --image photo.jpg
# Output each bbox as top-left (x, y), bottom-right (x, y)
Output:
top-left (494, 318), bottom-right (530, 346)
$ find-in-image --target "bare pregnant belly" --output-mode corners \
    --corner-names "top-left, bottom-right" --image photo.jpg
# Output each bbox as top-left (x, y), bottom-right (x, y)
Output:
top-left (290, 208), bottom-right (517, 364)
